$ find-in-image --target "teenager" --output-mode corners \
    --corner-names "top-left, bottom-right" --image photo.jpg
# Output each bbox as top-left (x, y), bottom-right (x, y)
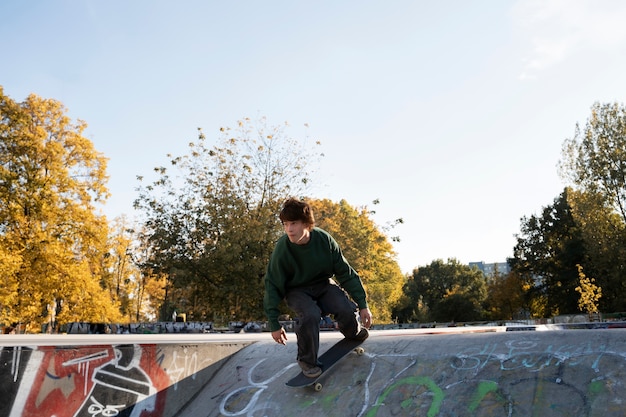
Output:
top-left (264, 198), bottom-right (372, 377)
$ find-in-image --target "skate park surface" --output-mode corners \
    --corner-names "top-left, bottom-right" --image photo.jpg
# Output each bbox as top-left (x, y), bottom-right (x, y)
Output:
top-left (2, 325), bottom-right (626, 416)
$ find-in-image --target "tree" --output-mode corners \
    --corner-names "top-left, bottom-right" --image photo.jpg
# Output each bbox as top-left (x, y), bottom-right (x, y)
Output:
top-left (130, 225), bottom-right (167, 322)
top-left (309, 198), bottom-right (404, 323)
top-left (574, 264), bottom-right (601, 316)
top-left (510, 188), bottom-right (586, 317)
top-left (0, 87), bottom-right (122, 332)
top-left (396, 259), bottom-right (487, 323)
top-left (484, 271), bottom-right (527, 321)
top-left (559, 102), bottom-right (626, 312)
top-left (104, 216), bottom-right (144, 321)
top-left (0, 245), bottom-right (20, 329)
top-left (560, 102), bottom-right (626, 223)
top-left (565, 189), bottom-right (626, 312)
top-left (134, 117), bottom-right (322, 322)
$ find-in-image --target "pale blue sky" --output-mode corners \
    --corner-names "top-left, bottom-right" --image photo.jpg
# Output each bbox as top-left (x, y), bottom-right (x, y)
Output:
top-left (3, 1), bottom-right (626, 273)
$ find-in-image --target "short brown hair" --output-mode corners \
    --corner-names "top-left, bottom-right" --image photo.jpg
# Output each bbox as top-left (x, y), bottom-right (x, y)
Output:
top-left (279, 198), bottom-right (315, 228)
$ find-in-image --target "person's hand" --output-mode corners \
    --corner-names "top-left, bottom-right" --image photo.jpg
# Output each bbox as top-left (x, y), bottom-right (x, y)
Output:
top-left (272, 328), bottom-right (288, 345)
top-left (359, 308), bottom-right (373, 329)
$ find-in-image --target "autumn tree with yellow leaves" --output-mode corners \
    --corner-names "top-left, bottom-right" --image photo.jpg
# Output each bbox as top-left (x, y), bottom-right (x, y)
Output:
top-left (0, 87), bottom-right (123, 332)
top-left (575, 264), bottom-right (602, 316)
top-left (310, 198), bottom-right (405, 324)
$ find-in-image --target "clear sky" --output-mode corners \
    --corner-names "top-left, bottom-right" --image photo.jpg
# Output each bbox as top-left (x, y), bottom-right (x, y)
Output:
top-left (3, 1), bottom-right (626, 274)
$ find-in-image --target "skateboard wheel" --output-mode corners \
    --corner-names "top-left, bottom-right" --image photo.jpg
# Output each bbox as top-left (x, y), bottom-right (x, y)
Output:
top-left (355, 347), bottom-right (365, 356)
top-left (314, 382), bottom-right (323, 392)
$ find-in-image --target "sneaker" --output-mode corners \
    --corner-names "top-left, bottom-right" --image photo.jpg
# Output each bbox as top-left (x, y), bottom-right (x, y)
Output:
top-left (298, 361), bottom-right (322, 378)
top-left (350, 328), bottom-right (369, 342)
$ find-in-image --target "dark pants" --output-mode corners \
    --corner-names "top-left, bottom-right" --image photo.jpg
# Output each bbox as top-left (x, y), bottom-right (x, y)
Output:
top-left (286, 280), bottom-right (359, 367)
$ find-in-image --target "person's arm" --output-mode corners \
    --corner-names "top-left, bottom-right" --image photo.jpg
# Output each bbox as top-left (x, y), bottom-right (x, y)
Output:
top-left (327, 234), bottom-right (369, 310)
top-left (264, 240), bottom-right (289, 332)
top-left (263, 278), bottom-right (284, 332)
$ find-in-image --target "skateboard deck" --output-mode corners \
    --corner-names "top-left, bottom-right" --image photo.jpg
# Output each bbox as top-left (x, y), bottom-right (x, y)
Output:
top-left (286, 337), bottom-right (366, 391)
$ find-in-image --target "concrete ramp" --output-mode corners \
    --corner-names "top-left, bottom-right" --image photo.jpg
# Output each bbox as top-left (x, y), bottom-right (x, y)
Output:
top-left (2, 328), bottom-right (626, 416)
top-left (191, 329), bottom-right (626, 417)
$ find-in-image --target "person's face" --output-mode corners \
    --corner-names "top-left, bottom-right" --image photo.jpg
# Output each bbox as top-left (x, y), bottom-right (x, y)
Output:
top-left (282, 220), bottom-right (310, 245)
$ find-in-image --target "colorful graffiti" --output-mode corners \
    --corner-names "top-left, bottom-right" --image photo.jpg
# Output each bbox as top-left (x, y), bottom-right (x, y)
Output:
top-left (216, 336), bottom-right (626, 416)
top-left (4, 331), bottom-right (626, 416)
top-left (0, 341), bottom-right (244, 417)
top-left (3, 344), bottom-right (168, 417)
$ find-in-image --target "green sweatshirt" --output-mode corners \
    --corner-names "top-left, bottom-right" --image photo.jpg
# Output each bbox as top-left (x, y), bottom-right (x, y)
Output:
top-left (264, 227), bottom-right (368, 332)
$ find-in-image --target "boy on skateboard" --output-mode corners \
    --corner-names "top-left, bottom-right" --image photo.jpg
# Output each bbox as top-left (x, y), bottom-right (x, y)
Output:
top-left (264, 198), bottom-right (373, 378)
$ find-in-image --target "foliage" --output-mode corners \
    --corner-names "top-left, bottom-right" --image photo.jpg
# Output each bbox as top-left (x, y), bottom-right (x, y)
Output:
top-left (105, 216), bottom-right (168, 322)
top-left (134, 118), bottom-right (321, 322)
top-left (559, 102), bottom-right (626, 223)
top-left (126, 223), bottom-right (167, 322)
top-left (565, 189), bottom-right (626, 312)
top-left (484, 270), bottom-right (528, 321)
top-left (558, 102), bottom-right (626, 312)
top-left (574, 264), bottom-right (601, 315)
top-left (394, 259), bottom-right (487, 323)
top-left (509, 188), bottom-right (585, 317)
top-left (0, 244), bottom-right (21, 326)
top-left (309, 198), bottom-right (405, 323)
top-left (0, 87), bottom-right (122, 331)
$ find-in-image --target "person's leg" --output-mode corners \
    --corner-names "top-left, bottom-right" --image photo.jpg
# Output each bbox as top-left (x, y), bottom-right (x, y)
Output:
top-left (286, 288), bottom-right (322, 370)
top-left (318, 282), bottom-right (364, 339)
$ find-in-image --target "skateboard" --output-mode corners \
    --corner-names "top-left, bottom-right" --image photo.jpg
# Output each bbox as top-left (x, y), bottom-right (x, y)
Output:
top-left (285, 337), bottom-right (366, 391)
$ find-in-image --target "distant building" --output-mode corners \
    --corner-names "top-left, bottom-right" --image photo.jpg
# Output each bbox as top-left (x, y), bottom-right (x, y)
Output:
top-left (469, 261), bottom-right (510, 277)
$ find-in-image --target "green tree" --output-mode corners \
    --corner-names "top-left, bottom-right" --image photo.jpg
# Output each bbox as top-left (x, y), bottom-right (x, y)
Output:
top-left (309, 198), bottom-right (404, 323)
top-left (0, 87), bottom-right (122, 331)
top-left (397, 259), bottom-right (487, 323)
top-left (510, 188), bottom-right (586, 317)
top-left (134, 118), bottom-right (321, 322)
top-left (565, 189), bottom-right (626, 312)
top-left (392, 291), bottom-right (428, 324)
top-left (560, 102), bottom-right (626, 223)
top-left (559, 102), bottom-right (626, 312)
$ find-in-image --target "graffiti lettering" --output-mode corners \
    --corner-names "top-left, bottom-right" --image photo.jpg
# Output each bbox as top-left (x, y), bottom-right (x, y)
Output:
top-left (451, 340), bottom-right (611, 372)
top-left (219, 359), bottom-right (297, 416)
top-left (215, 339), bottom-right (622, 417)
top-left (85, 396), bottom-right (124, 417)
top-left (165, 347), bottom-right (198, 387)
